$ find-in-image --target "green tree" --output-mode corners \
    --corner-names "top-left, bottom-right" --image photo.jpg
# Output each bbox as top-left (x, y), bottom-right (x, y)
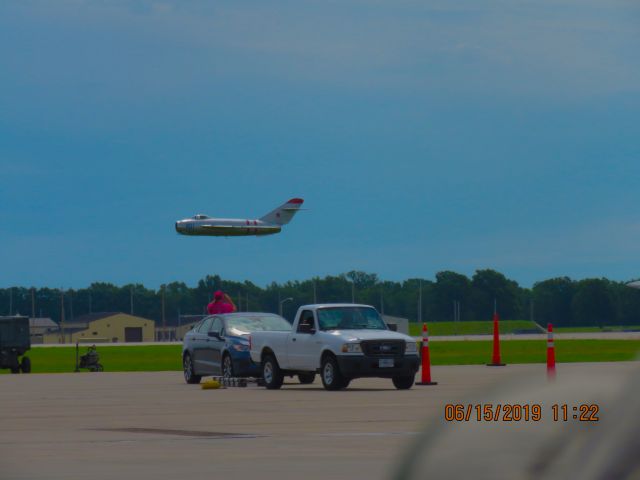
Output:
top-left (470, 269), bottom-right (521, 320)
top-left (611, 281), bottom-right (640, 325)
top-left (433, 271), bottom-right (471, 321)
top-left (345, 271), bottom-right (379, 289)
top-left (571, 279), bottom-right (614, 327)
top-left (532, 277), bottom-right (574, 327)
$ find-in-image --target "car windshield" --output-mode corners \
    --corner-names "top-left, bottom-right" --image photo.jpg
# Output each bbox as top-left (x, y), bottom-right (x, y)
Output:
top-left (317, 307), bottom-right (387, 331)
top-left (226, 315), bottom-right (292, 336)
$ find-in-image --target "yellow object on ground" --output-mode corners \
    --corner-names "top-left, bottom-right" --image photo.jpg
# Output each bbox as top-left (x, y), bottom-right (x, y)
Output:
top-left (201, 379), bottom-right (223, 390)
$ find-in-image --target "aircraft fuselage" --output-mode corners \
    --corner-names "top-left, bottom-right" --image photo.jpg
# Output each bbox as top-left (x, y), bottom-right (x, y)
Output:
top-left (175, 217), bottom-right (282, 236)
top-left (175, 198), bottom-right (303, 237)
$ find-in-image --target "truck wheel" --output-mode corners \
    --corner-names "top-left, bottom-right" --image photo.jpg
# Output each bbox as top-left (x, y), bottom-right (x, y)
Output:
top-left (10, 366), bottom-right (20, 374)
top-left (262, 355), bottom-right (284, 389)
top-left (298, 373), bottom-right (316, 384)
top-left (20, 356), bottom-right (31, 373)
top-left (392, 375), bottom-right (415, 390)
top-left (222, 354), bottom-right (235, 378)
top-left (321, 355), bottom-right (347, 391)
top-left (183, 353), bottom-right (201, 384)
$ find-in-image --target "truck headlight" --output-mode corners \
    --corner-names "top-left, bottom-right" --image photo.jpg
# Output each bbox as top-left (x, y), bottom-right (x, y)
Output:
top-left (405, 341), bottom-right (417, 354)
top-left (341, 343), bottom-right (362, 353)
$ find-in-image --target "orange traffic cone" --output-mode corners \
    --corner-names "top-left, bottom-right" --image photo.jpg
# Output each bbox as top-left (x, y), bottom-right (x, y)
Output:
top-left (487, 312), bottom-right (506, 366)
top-left (547, 323), bottom-right (556, 380)
top-left (416, 323), bottom-right (437, 386)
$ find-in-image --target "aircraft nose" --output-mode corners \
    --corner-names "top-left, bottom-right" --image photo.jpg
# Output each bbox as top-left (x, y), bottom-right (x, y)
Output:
top-left (175, 221), bottom-right (180, 232)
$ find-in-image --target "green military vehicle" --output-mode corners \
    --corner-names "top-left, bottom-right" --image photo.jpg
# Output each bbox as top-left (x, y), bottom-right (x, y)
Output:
top-left (0, 316), bottom-right (31, 373)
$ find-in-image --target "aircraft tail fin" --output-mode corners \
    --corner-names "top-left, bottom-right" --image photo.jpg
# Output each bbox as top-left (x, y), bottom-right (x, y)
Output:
top-left (260, 198), bottom-right (304, 226)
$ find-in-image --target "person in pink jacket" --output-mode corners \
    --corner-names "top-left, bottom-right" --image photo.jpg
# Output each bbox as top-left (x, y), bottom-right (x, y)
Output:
top-left (207, 290), bottom-right (237, 314)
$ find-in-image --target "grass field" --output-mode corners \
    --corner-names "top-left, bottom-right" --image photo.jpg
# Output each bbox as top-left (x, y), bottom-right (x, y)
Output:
top-left (554, 325), bottom-right (640, 333)
top-left (2, 340), bottom-right (638, 374)
top-left (9, 346), bottom-right (182, 374)
top-left (408, 320), bottom-right (540, 336)
top-left (429, 340), bottom-right (640, 365)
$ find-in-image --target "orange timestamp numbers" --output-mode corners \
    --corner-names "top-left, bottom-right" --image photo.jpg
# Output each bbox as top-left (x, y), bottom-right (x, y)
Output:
top-left (444, 403), bottom-right (600, 422)
top-left (444, 403), bottom-right (542, 422)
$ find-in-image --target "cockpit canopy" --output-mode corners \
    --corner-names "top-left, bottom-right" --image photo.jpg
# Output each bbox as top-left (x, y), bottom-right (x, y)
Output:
top-left (193, 214), bottom-right (210, 220)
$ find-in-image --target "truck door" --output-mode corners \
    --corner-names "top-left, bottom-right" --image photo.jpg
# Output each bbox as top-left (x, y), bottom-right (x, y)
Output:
top-left (287, 310), bottom-right (322, 370)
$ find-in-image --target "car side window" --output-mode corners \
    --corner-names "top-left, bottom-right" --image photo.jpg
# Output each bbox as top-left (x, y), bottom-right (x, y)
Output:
top-left (198, 317), bottom-right (213, 333)
top-left (296, 310), bottom-right (315, 333)
top-left (210, 317), bottom-right (223, 336)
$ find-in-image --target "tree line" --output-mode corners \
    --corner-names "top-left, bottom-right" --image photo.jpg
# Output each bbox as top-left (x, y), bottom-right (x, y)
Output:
top-left (1, 270), bottom-right (639, 327)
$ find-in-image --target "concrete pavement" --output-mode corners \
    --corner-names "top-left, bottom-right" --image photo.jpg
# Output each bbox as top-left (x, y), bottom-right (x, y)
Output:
top-left (1, 362), bottom-right (638, 480)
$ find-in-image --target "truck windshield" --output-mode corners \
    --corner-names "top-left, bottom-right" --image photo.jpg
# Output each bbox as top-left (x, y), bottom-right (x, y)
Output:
top-left (317, 307), bottom-right (388, 331)
top-left (226, 315), bottom-right (292, 336)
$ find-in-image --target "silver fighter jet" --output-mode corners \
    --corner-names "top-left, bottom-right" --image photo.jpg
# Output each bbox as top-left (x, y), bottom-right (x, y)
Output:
top-left (175, 198), bottom-right (304, 236)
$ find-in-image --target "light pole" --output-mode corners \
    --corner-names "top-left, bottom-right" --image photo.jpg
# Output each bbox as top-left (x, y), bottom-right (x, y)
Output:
top-left (418, 280), bottom-right (422, 323)
top-left (279, 297), bottom-right (293, 317)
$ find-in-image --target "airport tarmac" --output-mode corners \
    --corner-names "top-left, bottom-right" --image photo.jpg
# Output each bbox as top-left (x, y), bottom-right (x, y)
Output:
top-left (1, 362), bottom-right (638, 480)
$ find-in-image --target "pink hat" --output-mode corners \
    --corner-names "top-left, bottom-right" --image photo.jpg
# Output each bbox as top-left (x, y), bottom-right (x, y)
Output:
top-left (214, 290), bottom-right (224, 300)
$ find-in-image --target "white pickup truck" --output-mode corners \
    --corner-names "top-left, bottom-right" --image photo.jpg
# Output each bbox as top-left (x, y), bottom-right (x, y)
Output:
top-left (249, 304), bottom-right (420, 390)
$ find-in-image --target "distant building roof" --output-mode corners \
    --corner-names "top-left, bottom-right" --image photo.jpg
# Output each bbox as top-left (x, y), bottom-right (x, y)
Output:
top-left (29, 317), bottom-right (58, 328)
top-left (66, 312), bottom-right (153, 325)
top-left (179, 315), bottom-right (207, 323)
top-left (381, 314), bottom-right (409, 334)
top-left (65, 312), bottom-right (120, 324)
top-left (29, 317), bottom-right (59, 335)
top-left (382, 314), bottom-right (409, 323)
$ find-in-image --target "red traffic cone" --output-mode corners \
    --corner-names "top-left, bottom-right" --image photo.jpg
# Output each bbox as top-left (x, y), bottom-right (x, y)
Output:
top-left (547, 323), bottom-right (556, 380)
top-left (487, 312), bottom-right (506, 366)
top-left (416, 323), bottom-right (437, 386)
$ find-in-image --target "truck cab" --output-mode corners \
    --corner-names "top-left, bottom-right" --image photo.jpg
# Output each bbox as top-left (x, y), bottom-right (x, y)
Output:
top-left (249, 304), bottom-right (420, 390)
top-left (0, 316), bottom-right (32, 374)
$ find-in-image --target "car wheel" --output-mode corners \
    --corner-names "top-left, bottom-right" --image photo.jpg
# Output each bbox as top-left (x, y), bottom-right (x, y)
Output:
top-left (183, 353), bottom-right (201, 384)
top-left (392, 375), bottom-right (415, 390)
top-left (10, 365), bottom-right (19, 374)
top-left (321, 355), bottom-right (347, 391)
top-left (20, 356), bottom-right (31, 373)
top-left (222, 354), bottom-right (235, 378)
top-left (298, 373), bottom-right (316, 384)
top-left (262, 355), bottom-right (283, 390)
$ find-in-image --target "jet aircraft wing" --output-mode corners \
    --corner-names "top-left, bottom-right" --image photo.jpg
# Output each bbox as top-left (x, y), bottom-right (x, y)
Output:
top-left (200, 224), bottom-right (280, 234)
top-left (200, 225), bottom-right (246, 229)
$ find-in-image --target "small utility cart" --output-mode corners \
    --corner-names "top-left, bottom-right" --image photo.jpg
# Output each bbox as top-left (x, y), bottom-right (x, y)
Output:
top-left (0, 316), bottom-right (31, 374)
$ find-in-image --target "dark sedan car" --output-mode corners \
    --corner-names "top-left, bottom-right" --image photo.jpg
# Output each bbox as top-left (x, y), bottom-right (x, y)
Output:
top-left (182, 312), bottom-right (291, 384)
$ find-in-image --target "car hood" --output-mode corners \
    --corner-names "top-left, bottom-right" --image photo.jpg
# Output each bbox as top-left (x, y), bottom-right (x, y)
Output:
top-left (326, 329), bottom-right (414, 342)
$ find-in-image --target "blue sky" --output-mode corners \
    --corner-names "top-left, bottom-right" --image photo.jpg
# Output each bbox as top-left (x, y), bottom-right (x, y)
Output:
top-left (1, 0), bottom-right (639, 289)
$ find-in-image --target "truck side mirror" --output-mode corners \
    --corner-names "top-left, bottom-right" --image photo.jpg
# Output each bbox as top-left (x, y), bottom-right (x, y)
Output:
top-left (298, 323), bottom-right (316, 334)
